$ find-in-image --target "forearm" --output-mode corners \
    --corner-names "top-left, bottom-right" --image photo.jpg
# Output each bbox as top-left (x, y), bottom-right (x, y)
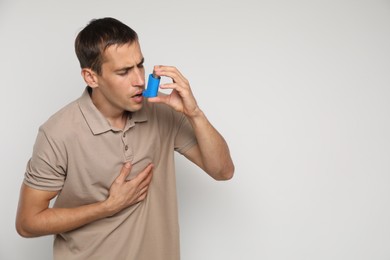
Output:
top-left (16, 184), bottom-right (117, 238)
top-left (17, 200), bottom-right (112, 238)
top-left (147, 65), bottom-right (234, 179)
top-left (187, 108), bottom-right (234, 180)
top-left (17, 164), bottom-right (152, 238)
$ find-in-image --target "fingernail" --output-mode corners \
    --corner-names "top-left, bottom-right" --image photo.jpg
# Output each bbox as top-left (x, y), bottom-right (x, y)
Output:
top-left (125, 162), bottom-right (131, 168)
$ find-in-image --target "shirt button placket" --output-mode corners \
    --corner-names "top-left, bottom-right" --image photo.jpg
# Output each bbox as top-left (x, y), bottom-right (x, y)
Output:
top-left (122, 131), bottom-right (132, 161)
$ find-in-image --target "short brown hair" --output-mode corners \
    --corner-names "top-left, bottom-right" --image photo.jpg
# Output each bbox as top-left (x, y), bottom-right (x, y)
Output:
top-left (75, 17), bottom-right (138, 75)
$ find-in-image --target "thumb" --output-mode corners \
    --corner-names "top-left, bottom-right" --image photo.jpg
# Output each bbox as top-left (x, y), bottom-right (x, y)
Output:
top-left (117, 162), bottom-right (132, 182)
top-left (147, 92), bottom-right (170, 104)
top-left (146, 96), bottom-right (163, 103)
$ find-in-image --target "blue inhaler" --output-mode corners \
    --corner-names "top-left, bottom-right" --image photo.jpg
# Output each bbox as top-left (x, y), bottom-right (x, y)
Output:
top-left (143, 73), bottom-right (161, 97)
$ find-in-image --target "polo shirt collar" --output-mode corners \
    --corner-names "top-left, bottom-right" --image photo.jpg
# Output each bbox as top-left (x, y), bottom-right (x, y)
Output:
top-left (78, 87), bottom-right (148, 135)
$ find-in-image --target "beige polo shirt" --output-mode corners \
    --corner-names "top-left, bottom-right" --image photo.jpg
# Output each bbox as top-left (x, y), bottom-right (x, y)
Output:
top-left (24, 87), bottom-right (197, 260)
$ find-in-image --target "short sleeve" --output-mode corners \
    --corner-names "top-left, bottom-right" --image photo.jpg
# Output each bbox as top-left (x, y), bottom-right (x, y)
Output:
top-left (173, 113), bottom-right (197, 154)
top-left (24, 127), bottom-right (66, 191)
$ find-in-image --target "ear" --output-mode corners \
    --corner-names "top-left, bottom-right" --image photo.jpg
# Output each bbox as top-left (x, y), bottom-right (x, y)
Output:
top-left (81, 68), bottom-right (99, 88)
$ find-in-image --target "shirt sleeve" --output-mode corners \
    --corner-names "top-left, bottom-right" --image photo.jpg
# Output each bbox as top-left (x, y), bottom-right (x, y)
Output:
top-left (24, 127), bottom-right (66, 191)
top-left (173, 112), bottom-right (197, 154)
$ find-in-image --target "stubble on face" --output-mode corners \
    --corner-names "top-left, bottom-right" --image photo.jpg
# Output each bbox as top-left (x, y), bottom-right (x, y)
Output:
top-left (92, 41), bottom-right (146, 119)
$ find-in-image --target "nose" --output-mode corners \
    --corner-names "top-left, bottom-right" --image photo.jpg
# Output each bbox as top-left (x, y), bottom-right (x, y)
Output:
top-left (132, 67), bottom-right (145, 87)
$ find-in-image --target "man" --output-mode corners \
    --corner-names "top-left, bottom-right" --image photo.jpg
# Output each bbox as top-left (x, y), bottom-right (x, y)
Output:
top-left (16, 17), bottom-right (234, 260)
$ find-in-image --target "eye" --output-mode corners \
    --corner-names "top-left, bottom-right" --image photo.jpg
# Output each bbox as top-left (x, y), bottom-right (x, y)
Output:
top-left (118, 70), bottom-right (129, 76)
top-left (137, 63), bottom-right (144, 69)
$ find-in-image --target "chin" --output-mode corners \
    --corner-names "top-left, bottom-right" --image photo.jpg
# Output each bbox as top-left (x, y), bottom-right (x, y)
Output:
top-left (127, 103), bottom-right (143, 112)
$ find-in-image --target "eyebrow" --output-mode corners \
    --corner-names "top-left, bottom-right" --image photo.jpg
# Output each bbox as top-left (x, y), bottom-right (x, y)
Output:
top-left (115, 57), bottom-right (145, 72)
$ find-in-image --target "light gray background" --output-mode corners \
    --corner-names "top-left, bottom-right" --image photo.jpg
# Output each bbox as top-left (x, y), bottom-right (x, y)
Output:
top-left (1, 0), bottom-right (390, 259)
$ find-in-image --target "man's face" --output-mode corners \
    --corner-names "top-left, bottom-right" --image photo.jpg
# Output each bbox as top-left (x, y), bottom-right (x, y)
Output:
top-left (93, 41), bottom-right (145, 113)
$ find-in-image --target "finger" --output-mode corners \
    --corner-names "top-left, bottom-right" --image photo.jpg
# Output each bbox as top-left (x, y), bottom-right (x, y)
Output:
top-left (137, 183), bottom-right (151, 202)
top-left (116, 162), bottom-right (132, 183)
top-left (147, 95), bottom-right (170, 104)
top-left (159, 83), bottom-right (178, 90)
top-left (138, 167), bottom-right (153, 190)
top-left (154, 66), bottom-right (187, 84)
top-left (137, 185), bottom-right (149, 198)
top-left (160, 83), bottom-right (190, 96)
top-left (154, 65), bottom-right (183, 77)
top-left (137, 191), bottom-right (148, 202)
top-left (132, 164), bottom-right (153, 185)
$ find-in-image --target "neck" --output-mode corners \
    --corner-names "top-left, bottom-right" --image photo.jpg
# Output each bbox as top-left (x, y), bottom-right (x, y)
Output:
top-left (107, 111), bottom-right (129, 129)
top-left (89, 87), bottom-right (128, 129)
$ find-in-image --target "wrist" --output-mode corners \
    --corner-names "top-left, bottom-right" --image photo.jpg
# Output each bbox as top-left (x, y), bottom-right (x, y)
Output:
top-left (100, 198), bottom-right (117, 217)
top-left (186, 106), bottom-right (204, 119)
top-left (187, 107), bottom-right (211, 130)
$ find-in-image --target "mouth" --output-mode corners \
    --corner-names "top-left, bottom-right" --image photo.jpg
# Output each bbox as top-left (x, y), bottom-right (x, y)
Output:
top-left (131, 91), bottom-right (144, 98)
top-left (130, 90), bottom-right (144, 103)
